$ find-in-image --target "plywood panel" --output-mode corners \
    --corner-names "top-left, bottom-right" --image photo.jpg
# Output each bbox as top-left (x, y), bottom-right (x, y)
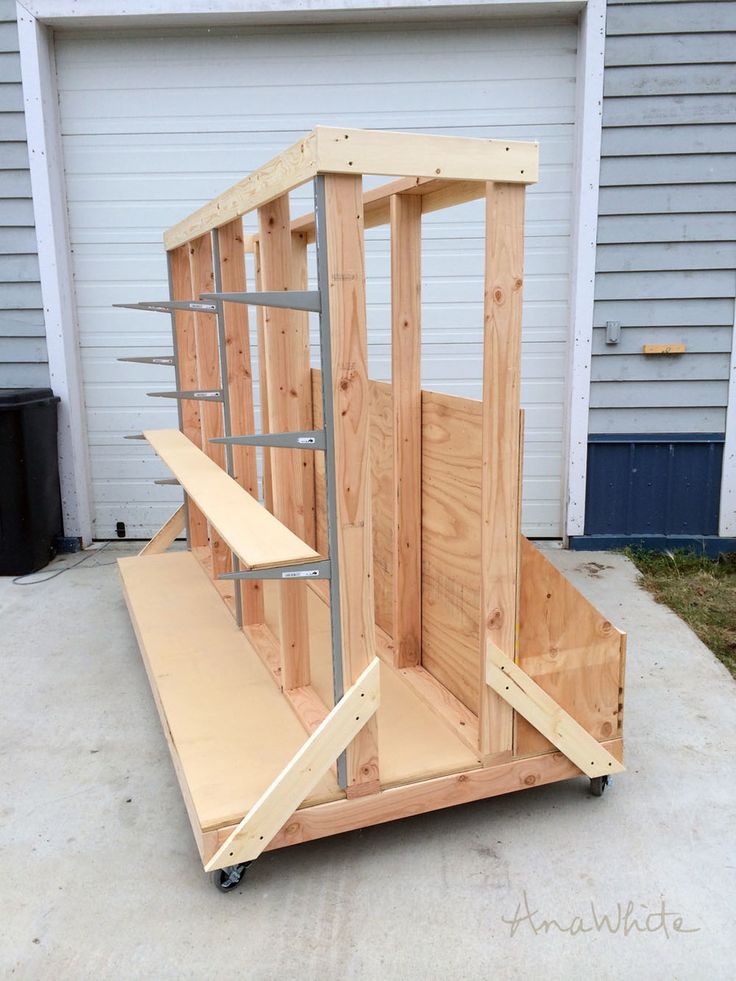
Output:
top-left (421, 390), bottom-right (483, 714)
top-left (516, 538), bottom-right (625, 757)
top-left (302, 585), bottom-right (480, 787)
top-left (313, 376), bottom-right (626, 755)
top-left (144, 428), bottom-right (319, 570)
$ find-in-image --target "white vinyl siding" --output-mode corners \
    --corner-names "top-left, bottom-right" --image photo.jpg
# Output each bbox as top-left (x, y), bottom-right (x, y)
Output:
top-left (55, 18), bottom-right (577, 538)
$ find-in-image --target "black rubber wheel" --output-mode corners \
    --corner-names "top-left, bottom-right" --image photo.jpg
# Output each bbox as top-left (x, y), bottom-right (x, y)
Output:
top-left (212, 862), bottom-right (251, 893)
top-left (590, 775), bottom-right (609, 797)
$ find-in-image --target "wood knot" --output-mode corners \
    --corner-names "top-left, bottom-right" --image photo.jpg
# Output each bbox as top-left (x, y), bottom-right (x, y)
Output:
top-left (285, 821), bottom-right (300, 835)
top-left (601, 620), bottom-right (612, 634)
top-left (600, 721), bottom-right (613, 737)
top-left (486, 608), bottom-right (503, 630)
top-left (514, 277), bottom-right (523, 291)
top-left (494, 288), bottom-right (504, 303)
top-left (523, 774), bottom-right (537, 787)
top-left (457, 774), bottom-right (469, 784)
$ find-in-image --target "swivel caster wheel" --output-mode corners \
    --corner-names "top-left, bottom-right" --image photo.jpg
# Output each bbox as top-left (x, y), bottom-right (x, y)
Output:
top-left (590, 775), bottom-right (610, 797)
top-left (212, 861), bottom-right (252, 893)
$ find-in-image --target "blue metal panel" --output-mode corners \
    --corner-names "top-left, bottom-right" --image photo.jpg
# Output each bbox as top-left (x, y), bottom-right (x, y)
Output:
top-left (584, 433), bottom-right (725, 538)
top-left (569, 535), bottom-right (736, 559)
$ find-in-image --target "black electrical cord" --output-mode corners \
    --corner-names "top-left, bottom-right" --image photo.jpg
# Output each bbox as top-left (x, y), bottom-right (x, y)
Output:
top-left (11, 541), bottom-right (116, 585)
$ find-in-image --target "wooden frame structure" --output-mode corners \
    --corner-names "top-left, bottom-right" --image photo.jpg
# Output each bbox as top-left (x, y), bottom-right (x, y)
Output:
top-left (117, 128), bottom-right (626, 881)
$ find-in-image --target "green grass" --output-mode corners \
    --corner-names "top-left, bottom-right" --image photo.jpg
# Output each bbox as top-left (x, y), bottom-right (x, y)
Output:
top-left (624, 548), bottom-right (736, 679)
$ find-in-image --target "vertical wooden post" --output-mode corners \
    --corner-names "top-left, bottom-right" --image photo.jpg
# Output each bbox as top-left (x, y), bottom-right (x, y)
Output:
top-left (218, 218), bottom-right (264, 625)
top-left (252, 238), bottom-right (274, 514)
top-left (479, 182), bottom-right (525, 762)
top-left (258, 195), bottom-right (311, 691)
top-left (324, 173), bottom-right (380, 796)
top-left (390, 193), bottom-right (422, 668)
top-left (188, 234), bottom-right (230, 583)
top-left (168, 245), bottom-right (208, 551)
top-left (291, 228), bottom-right (316, 549)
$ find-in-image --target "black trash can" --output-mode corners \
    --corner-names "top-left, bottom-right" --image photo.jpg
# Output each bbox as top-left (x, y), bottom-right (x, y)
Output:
top-left (0, 388), bottom-right (63, 575)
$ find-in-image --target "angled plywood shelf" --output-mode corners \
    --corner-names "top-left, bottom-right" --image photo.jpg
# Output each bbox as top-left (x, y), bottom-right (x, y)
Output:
top-left (144, 428), bottom-right (318, 570)
top-left (118, 127), bottom-right (626, 886)
top-left (119, 551), bottom-right (480, 849)
top-left (119, 550), bottom-right (342, 837)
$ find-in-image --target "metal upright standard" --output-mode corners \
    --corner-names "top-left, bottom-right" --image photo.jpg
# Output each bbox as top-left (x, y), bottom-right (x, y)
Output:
top-left (117, 128), bottom-right (627, 892)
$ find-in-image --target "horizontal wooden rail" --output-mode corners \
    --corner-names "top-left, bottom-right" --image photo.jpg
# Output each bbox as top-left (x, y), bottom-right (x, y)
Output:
top-left (144, 429), bottom-right (319, 571)
top-left (165, 127), bottom-right (538, 250)
top-left (290, 176), bottom-right (486, 245)
top-left (242, 179), bottom-right (486, 252)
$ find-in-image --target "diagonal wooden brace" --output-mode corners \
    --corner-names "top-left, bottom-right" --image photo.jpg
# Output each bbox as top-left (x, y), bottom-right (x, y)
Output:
top-left (205, 658), bottom-right (381, 871)
top-left (485, 640), bottom-right (625, 779)
top-left (138, 504), bottom-right (186, 557)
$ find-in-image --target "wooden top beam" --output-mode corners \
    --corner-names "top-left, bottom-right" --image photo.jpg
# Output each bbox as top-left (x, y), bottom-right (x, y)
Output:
top-left (314, 126), bottom-right (538, 184)
top-left (164, 127), bottom-right (538, 251)
top-left (164, 132), bottom-right (318, 251)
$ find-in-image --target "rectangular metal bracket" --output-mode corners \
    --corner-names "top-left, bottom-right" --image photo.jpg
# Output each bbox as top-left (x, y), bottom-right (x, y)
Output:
top-left (153, 478), bottom-right (180, 486)
top-left (210, 429), bottom-right (325, 450)
top-left (200, 290), bottom-right (321, 313)
top-left (118, 355), bottom-right (177, 366)
top-left (147, 389), bottom-right (223, 402)
top-left (114, 300), bottom-right (217, 314)
top-left (219, 559), bottom-right (331, 581)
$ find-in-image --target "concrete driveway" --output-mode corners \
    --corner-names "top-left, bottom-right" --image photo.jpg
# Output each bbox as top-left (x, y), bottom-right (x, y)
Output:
top-left (1, 543), bottom-right (734, 980)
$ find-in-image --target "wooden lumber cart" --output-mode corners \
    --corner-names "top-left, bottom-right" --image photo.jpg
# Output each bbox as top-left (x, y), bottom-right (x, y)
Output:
top-left (117, 127), bottom-right (626, 892)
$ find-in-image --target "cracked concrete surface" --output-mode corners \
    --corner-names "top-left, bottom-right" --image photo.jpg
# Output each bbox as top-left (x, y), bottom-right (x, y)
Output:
top-left (1, 543), bottom-right (734, 979)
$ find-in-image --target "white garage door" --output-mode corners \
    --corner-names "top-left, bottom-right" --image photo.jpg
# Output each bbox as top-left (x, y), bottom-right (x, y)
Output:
top-left (55, 19), bottom-right (576, 538)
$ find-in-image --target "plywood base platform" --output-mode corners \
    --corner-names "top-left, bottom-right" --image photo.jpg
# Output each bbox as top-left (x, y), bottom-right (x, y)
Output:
top-left (118, 550), bottom-right (482, 862)
top-left (118, 551), bottom-right (343, 841)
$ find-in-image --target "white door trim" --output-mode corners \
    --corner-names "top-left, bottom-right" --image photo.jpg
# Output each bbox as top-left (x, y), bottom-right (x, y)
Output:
top-left (16, 0), bottom-right (602, 542)
top-left (562, 0), bottom-right (605, 539)
top-left (16, 2), bottom-right (93, 544)
top-left (21, 0), bottom-right (586, 24)
top-left (720, 299), bottom-right (736, 536)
